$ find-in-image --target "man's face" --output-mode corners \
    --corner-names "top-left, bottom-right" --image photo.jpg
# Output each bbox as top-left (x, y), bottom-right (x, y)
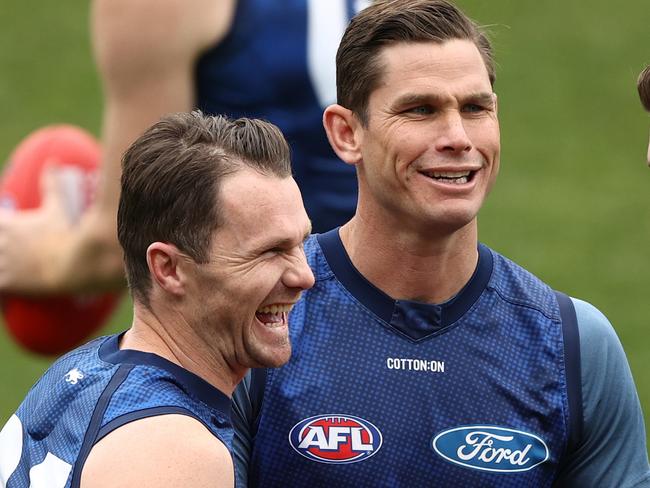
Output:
top-left (355, 39), bottom-right (500, 233)
top-left (184, 168), bottom-right (314, 370)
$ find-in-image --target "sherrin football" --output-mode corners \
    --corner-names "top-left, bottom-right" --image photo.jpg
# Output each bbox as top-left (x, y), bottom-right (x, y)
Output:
top-left (0, 125), bottom-right (120, 355)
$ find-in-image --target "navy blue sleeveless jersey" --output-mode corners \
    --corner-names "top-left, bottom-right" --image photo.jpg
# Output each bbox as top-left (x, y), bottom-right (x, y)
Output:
top-left (0, 334), bottom-right (233, 488)
top-left (247, 230), bottom-right (578, 487)
top-left (195, 0), bottom-right (366, 233)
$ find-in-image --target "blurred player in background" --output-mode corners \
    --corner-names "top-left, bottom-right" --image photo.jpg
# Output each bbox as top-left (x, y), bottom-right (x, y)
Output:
top-left (233, 1), bottom-right (650, 486)
top-left (639, 65), bottom-right (650, 164)
top-left (0, 0), bottom-right (363, 295)
top-left (0, 111), bottom-right (314, 487)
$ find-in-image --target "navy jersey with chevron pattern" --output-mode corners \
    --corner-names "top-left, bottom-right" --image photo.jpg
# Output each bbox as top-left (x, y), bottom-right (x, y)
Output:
top-left (1, 335), bottom-right (233, 488)
top-left (248, 230), bottom-right (576, 487)
top-left (195, 0), bottom-right (367, 233)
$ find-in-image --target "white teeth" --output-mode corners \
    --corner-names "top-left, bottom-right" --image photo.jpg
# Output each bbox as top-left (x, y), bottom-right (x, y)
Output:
top-left (257, 304), bottom-right (294, 314)
top-left (449, 176), bottom-right (468, 184)
top-left (421, 169), bottom-right (473, 184)
top-left (431, 171), bottom-right (471, 178)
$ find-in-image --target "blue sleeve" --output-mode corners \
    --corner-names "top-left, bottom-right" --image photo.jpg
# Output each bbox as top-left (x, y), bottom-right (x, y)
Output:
top-left (555, 298), bottom-right (650, 487)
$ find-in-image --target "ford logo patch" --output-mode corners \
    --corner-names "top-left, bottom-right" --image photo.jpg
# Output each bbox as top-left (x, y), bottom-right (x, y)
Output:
top-left (432, 426), bottom-right (549, 472)
top-left (289, 414), bottom-right (383, 464)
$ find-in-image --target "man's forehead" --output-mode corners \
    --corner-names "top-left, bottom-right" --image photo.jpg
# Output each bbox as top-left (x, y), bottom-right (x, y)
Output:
top-left (377, 39), bottom-right (491, 86)
top-left (218, 169), bottom-right (289, 211)
top-left (219, 166), bottom-right (273, 194)
top-left (216, 170), bottom-right (309, 241)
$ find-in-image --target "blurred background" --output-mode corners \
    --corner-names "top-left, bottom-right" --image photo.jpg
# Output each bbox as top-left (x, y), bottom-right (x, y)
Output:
top-left (1, 0), bottom-right (649, 449)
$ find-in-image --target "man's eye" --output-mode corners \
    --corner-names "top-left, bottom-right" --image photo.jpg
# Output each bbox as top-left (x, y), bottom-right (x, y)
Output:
top-left (406, 105), bottom-right (434, 115)
top-left (260, 248), bottom-right (281, 258)
top-left (463, 103), bottom-right (486, 113)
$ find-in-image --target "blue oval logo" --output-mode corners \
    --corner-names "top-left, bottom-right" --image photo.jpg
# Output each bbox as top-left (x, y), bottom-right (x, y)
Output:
top-left (432, 426), bottom-right (549, 472)
top-left (289, 414), bottom-right (383, 464)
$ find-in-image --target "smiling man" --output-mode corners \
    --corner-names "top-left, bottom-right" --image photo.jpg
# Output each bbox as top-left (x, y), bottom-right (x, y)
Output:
top-left (233, 1), bottom-right (650, 486)
top-left (0, 112), bottom-right (314, 487)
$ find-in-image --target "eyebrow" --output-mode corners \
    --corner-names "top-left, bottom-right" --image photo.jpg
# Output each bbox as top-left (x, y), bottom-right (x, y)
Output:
top-left (464, 92), bottom-right (496, 105)
top-left (393, 91), bottom-right (495, 109)
top-left (464, 92), bottom-right (496, 107)
top-left (255, 223), bottom-right (312, 252)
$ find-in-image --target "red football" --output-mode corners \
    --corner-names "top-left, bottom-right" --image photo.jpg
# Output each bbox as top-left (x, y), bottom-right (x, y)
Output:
top-left (0, 125), bottom-right (120, 356)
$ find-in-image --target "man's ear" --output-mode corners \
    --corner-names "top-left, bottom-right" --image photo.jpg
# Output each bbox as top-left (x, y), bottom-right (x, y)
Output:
top-left (146, 242), bottom-right (186, 296)
top-left (323, 104), bottom-right (363, 166)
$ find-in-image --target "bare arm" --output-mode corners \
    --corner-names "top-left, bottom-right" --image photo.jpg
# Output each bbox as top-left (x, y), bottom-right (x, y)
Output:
top-left (0, 0), bottom-right (235, 294)
top-left (81, 415), bottom-right (234, 487)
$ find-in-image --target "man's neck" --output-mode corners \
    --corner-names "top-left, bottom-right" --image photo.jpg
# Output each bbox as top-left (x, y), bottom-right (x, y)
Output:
top-left (339, 216), bottom-right (479, 304)
top-left (120, 307), bottom-right (244, 397)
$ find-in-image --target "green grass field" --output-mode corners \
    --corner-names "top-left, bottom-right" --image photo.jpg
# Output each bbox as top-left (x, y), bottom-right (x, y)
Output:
top-left (1, 0), bottom-right (649, 452)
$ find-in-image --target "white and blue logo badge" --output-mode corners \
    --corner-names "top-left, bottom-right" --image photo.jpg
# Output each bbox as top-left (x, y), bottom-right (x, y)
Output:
top-left (432, 426), bottom-right (549, 472)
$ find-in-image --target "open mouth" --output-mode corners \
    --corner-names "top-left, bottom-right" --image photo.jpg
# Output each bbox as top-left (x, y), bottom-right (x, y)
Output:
top-left (255, 303), bottom-right (295, 327)
top-left (419, 169), bottom-right (477, 185)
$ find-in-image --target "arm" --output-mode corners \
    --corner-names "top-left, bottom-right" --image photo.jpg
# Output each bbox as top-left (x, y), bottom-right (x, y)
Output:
top-left (0, 0), bottom-right (235, 294)
top-left (555, 298), bottom-right (650, 487)
top-left (80, 414), bottom-right (234, 487)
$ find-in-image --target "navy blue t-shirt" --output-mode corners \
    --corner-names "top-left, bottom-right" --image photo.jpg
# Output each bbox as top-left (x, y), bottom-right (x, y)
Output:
top-left (233, 230), bottom-right (650, 487)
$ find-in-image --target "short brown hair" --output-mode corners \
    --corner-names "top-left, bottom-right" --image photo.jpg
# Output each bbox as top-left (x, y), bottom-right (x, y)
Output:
top-left (117, 111), bottom-right (291, 305)
top-left (638, 65), bottom-right (650, 112)
top-left (337, 0), bottom-right (495, 125)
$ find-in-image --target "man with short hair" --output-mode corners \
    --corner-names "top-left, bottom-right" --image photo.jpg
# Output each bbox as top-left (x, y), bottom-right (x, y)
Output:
top-left (233, 1), bottom-right (650, 486)
top-left (0, 111), bottom-right (314, 487)
top-left (639, 65), bottom-right (650, 164)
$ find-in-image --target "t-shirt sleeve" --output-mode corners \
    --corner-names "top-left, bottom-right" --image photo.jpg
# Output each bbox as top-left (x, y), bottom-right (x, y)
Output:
top-left (555, 297), bottom-right (650, 487)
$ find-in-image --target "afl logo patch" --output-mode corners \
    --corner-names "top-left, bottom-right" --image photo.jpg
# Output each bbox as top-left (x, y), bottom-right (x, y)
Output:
top-left (289, 414), bottom-right (383, 464)
top-left (432, 425), bottom-right (549, 472)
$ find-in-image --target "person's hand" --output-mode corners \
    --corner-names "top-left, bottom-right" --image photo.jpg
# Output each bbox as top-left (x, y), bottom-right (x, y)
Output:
top-left (0, 164), bottom-right (83, 294)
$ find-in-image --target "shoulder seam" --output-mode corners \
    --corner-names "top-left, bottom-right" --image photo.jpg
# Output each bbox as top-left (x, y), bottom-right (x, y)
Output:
top-left (489, 285), bottom-right (559, 322)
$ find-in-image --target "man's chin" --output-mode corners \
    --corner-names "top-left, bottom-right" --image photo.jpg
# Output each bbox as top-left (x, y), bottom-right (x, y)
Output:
top-left (248, 343), bottom-right (292, 369)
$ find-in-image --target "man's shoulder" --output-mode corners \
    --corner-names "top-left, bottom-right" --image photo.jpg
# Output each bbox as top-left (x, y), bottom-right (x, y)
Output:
top-left (485, 247), bottom-right (618, 335)
top-left (570, 297), bottom-right (617, 345)
top-left (4, 335), bottom-right (122, 486)
top-left (18, 334), bottom-right (116, 416)
top-left (95, 344), bottom-right (233, 438)
top-left (570, 296), bottom-right (629, 384)
top-left (482, 244), bottom-right (558, 318)
top-left (80, 414), bottom-right (234, 487)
